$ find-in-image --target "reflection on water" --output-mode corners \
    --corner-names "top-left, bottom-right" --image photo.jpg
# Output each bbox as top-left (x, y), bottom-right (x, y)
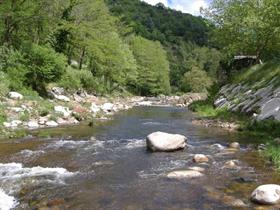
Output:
top-left (0, 106), bottom-right (279, 209)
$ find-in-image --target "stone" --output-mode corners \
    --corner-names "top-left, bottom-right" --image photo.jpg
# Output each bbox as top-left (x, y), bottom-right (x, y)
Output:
top-left (258, 98), bottom-right (280, 121)
top-left (222, 195), bottom-right (247, 207)
top-left (137, 101), bottom-right (153, 106)
top-left (51, 87), bottom-right (64, 95)
top-left (38, 117), bottom-right (48, 125)
top-left (251, 184), bottom-right (280, 205)
top-left (56, 118), bottom-right (68, 125)
top-left (28, 121), bottom-right (39, 129)
top-left (223, 160), bottom-right (239, 169)
top-left (193, 154), bottom-right (209, 163)
top-left (211, 143), bottom-right (225, 150)
top-left (45, 121), bottom-right (58, 127)
top-left (54, 95), bottom-right (70, 102)
top-left (229, 142), bottom-right (240, 149)
top-left (9, 107), bottom-right (24, 113)
top-left (8, 91), bottom-right (23, 100)
top-left (54, 106), bottom-right (71, 118)
top-left (101, 103), bottom-right (114, 112)
top-left (167, 170), bottom-right (204, 179)
top-left (90, 103), bottom-right (101, 113)
top-left (188, 166), bottom-right (205, 172)
top-left (146, 131), bottom-right (186, 152)
top-left (10, 120), bottom-right (22, 127)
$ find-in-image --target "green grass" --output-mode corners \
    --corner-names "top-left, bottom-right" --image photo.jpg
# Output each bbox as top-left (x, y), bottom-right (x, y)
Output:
top-left (232, 62), bottom-right (280, 88)
top-left (264, 145), bottom-right (280, 170)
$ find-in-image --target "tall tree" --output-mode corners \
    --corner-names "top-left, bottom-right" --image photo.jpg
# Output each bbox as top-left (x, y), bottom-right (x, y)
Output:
top-left (203, 0), bottom-right (280, 60)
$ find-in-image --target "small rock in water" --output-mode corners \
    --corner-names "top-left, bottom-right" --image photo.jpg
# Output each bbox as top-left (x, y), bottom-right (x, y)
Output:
top-left (193, 154), bottom-right (209, 163)
top-left (211, 143), bottom-right (225, 150)
top-left (229, 142), bottom-right (240, 149)
top-left (188, 166), bottom-right (205, 172)
top-left (222, 195), bottom-right (247, 207)
top-left (223, 160), bottom-right (239, 169)
top-left (146, 131), bottom-right (186, 152)
top-left (167, 170), bottom-right (204, 179)
top-left (251, 184), bottom-right (280, 205)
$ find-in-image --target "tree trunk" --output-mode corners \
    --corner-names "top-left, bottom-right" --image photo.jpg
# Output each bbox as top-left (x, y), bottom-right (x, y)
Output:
top-left (79, 48), bottom-right (86, 70)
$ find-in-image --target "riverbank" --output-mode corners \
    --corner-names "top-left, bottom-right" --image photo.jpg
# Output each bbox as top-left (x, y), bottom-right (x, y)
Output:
top-left (0, 88), bottom-right (206, 140)
top-left (190, 98), bottom-right (280, 169)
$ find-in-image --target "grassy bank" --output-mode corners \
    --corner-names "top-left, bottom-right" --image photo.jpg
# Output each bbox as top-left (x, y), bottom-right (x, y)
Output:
top-left (190, 94), bottom-right (280, 168)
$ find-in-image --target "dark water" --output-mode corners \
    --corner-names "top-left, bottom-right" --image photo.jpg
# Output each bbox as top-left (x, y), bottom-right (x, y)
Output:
top-left (0, 106), bottom-right (279, 210)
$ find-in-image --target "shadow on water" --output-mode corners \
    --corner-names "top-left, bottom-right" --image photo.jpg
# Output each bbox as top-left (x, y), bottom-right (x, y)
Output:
top-left (0, 106), bottom-right (280, 209)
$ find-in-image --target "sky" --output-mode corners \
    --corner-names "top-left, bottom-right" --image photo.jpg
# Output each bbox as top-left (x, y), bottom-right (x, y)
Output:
top-left (141, 0), bottom-right (210, 16)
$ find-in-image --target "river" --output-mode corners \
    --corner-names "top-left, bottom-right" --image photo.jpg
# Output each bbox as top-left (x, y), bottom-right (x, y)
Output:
top-left (0, 106), bottom-right (279, 209)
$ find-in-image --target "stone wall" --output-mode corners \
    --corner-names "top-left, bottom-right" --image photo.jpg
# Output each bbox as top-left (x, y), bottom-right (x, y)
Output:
top-left (215, 82), bottom-right (280, 121)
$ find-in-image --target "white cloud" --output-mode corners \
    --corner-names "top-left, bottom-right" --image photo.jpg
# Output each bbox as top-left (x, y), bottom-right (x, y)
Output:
top-left (141, 0), bottom-right (209, 16)
top-left (172, 0), bottom-right (208, 15)
top-left (141, 0), bottom-right (168, 6)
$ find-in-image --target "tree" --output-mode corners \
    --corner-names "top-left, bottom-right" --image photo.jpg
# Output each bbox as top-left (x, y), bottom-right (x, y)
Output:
top-left (181, 66), bottom-right (213, 93)
top-left (203, 0), bottom-right (280, 60)
top-left (129, 36), bottom-right (171, 96)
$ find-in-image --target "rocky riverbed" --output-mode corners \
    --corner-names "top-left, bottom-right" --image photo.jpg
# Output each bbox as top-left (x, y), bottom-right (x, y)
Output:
top-left (0, 106), bottom-right (280, 209)
top-left (0, 87), bottom-right (206, 139)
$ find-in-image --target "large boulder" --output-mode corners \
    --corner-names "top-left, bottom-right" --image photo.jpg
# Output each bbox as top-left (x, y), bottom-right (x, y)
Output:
top-left (251, 184), bottom-right (280, 205)
top-left (146, 131), bottom-right (186, 152)
top-left (8, 92), bottom-right (23, 100)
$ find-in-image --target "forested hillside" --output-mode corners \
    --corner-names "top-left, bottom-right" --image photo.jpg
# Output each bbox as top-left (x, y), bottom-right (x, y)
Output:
top-left (0, 0), bottom-right (221, 98)
top-left (107, 0), bottom-right (222, 92)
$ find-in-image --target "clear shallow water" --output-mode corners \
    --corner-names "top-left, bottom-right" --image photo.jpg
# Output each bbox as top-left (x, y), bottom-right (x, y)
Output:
top-left (0, 106), bottom-right (279, 209)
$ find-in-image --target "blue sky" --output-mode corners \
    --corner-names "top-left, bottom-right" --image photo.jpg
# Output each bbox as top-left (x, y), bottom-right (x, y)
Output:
top-left (141, 0), bottom-right (211, 16)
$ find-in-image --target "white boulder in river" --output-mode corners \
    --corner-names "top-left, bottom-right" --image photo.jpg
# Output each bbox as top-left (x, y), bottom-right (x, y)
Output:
top-left (251, 184), bottom-right (280, 205)
top-left (146, 131), bottom-right (186, 152)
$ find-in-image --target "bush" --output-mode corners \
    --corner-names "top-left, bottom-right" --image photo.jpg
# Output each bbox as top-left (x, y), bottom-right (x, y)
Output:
top-left (0, 104), bottom-right (7, 124)
top-left (79, 70), bottom-right (99, 93)
top-left (58, 67), bottom-right (82, 92)
top-left (59, 68), bottom-right (99, 94)
top-left (24, 44), bottom-right (67, 94)
top-left (0, 72), bottom-right (10, 97)
top-left (0, 46), bottom-right (27, 91)
top-left (181, 66), bottom-right (213, 93)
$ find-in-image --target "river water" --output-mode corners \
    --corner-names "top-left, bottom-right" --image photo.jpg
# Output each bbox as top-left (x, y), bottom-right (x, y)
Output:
top-left (0, 106), bottom-right (279, 209)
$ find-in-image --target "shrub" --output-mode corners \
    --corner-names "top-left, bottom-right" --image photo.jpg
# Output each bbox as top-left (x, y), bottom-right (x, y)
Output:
top-left (0, 46), bottom-right (27, 91)
top-left (0, 72), bottom-right (10, 97)
top-left (181, 66), bottom-right (213, 93)
top-left (0, 104), bottom-right (7, 124)
top-left (58, 67), bottom-right (82, 92)
top-left (24, 44), bottom-right (67, 94)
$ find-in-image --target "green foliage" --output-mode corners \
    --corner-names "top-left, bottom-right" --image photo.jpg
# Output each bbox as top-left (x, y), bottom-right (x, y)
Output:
top-left (58, 67), bottom-right (82, 92)
top-left (181, 66), bottom-right (213, 93)
top-left (106, 0), bottom-right (210, 45)
top-left (0, 72), bottom-right (10, 97)
top-left (19, 111), bottom-right (30, 122)
top-left (204, 0), bottom-right (280, 60)
top-left (24, 44), bottom-right (67, 93)
top-left (245, 120), bottom-right (280, 138)
top-left (0, 46), bottom-right (27, 91)
top-left (129, 36), bottom-right (171, 96)
top-left (264, 145), bottom-right (280, 170)
top-left (0, 104), bottom-right (7, 124)
top-left (232, 62), bottom-right (280, 88)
